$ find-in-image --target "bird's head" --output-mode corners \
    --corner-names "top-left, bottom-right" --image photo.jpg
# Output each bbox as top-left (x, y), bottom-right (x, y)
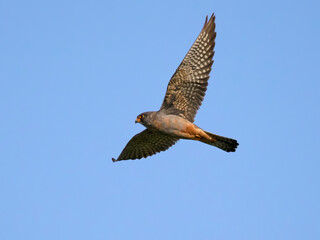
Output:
top-left (135, 111), bottom-right (154, 127)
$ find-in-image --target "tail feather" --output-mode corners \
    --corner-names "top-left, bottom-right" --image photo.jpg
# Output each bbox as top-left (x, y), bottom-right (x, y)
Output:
top-left (201, 131), bottom-right (239, 152)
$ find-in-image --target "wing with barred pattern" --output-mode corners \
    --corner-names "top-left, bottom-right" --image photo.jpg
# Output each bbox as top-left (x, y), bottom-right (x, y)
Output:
top-left (112, 129), bottom-right (179, 161)
top-left (160, 14), bottom-right (216, 122)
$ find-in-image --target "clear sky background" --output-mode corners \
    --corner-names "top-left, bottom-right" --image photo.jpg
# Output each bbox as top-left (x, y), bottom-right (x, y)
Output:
top-left (1, 0), bottom-right (319, 239)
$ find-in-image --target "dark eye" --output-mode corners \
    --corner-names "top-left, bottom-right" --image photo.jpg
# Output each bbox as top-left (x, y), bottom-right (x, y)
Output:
top-left (141, 114), bottom-right (144, 119)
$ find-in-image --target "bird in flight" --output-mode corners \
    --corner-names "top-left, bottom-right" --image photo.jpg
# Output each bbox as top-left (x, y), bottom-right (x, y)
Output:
top-left (112, 13), bottom-right (238, 162)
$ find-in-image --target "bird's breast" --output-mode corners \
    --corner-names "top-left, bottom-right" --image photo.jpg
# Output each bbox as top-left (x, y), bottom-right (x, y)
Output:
top-left (152, 114), bottom-right (198, 139)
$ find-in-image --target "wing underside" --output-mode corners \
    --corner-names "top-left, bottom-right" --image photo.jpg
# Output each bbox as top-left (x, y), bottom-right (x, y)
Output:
top-left (160, 14), bottom-right (216, 122)
top-left (112, 129), bottom-right (179, 161)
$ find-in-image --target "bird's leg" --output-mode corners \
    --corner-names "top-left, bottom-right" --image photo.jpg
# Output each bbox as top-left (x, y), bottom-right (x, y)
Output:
top-left (194, 134), bottom-right (202, 140)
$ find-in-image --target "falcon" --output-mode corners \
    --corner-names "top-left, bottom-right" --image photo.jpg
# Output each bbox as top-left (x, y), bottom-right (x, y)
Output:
top-left (112, 13), bottom-right (238, 162)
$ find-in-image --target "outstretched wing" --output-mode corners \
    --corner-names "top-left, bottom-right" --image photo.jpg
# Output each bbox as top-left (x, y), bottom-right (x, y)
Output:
top-left (112, 130), bottom-right (179, 161)
top-left (160, 14), bottom-right (216, 122)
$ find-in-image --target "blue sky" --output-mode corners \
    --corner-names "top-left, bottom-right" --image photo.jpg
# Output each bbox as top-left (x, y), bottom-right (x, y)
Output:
top-left (1, 0), bottom-right (319, 239)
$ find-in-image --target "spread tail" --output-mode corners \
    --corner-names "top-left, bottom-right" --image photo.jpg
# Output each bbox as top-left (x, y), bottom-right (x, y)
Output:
top-left (200, 131), bottom-right (239, 152)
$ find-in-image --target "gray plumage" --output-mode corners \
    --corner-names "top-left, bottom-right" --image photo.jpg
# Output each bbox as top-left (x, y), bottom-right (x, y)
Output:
top-left (112, 14), bottom-right (238, 162)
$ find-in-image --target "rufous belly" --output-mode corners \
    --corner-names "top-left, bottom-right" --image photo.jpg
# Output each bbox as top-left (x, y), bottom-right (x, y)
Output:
top-left (152, 114), bottom-right (211, 140)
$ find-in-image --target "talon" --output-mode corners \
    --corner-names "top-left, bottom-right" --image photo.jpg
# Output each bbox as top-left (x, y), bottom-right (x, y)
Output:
top-left (195, 134), bottom-right (201, 140)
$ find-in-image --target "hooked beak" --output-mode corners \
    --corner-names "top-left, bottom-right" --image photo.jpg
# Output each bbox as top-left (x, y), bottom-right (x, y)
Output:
top-left (135, 118), bottom-right (141, 124)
